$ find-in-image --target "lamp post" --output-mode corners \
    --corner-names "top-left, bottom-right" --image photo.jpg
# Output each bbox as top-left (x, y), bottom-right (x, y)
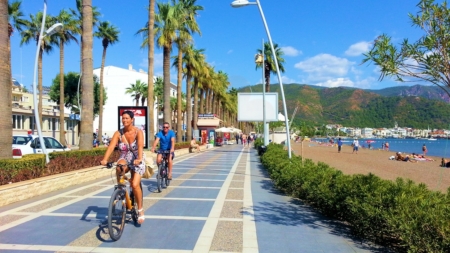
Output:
top-left (33, 0), bottom-right (63, 163)
top-left (255, 40), bottom-right (269, 146)
top-left (231, 0), bottom-right (292, 158)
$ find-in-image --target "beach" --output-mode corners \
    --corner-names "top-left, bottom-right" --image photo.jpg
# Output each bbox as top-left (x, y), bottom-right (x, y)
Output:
top-left (291, 141), bottom-right (450, 193)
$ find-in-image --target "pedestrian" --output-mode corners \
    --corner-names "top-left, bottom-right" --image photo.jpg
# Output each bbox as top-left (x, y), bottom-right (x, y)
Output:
top-left (352, 138), bottom-right (360, 154)
top-left (385, 142), bottom-right (389, 151)
top-left (337, 138), bottom-right (343, 153)
top-left (368, 143), bottom-right (371, 150)
top-left (235, 134), bottom-right (239, 144)
top-left (422, 144), bottom-right (427, 156)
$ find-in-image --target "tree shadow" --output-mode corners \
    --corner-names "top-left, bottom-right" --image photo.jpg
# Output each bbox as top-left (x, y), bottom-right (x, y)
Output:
top-left (247, 153), bottom-right (394, 253)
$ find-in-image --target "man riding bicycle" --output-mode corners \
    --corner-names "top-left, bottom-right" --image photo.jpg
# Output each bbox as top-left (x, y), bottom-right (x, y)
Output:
top-left (151, 122), bottom-right (175, 180)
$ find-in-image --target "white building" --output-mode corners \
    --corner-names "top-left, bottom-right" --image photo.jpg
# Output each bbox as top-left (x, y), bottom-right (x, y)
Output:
top-left (93, 64), bottom-right (177, 138)
top-left (361, 128), bottom-right (374, 138)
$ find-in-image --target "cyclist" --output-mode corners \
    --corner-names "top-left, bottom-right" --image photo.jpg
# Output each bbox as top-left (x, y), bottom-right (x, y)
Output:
top-left (151, 122), bottom-right (175, 180)
top-left (100, 110), bottom-right (146, 224)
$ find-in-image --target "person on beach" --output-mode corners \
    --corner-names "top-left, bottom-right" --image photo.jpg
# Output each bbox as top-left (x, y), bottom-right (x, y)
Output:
top-left (441, 158), bottom-right (450, 167)
top-left (422, 144), bottom-right (427, 156)
top-left (337, 138), bottom-right (343, 153)
top-left (352, 139), bottom-right (360, 154)
top-left (385, 142), bottom-right (390, 151)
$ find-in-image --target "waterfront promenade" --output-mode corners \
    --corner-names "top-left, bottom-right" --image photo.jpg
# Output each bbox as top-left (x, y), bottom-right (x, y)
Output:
top-left (0, 145), bottom-right (387, 252)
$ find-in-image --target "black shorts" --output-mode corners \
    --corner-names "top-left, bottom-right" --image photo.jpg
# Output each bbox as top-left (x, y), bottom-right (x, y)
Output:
top-left (158, 150), bottom-right (175, 160)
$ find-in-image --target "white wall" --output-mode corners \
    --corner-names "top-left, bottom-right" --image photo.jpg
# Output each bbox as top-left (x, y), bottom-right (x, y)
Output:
top-left (93, 65), bottom-right (158, 137)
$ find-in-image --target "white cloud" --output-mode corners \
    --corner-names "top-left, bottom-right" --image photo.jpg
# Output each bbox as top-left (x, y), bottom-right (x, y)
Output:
top-left (314, 78), bottom-right (355, 88)
top-left (281, 46), bottom-right (302, 57)
top-left (294, 54), bottom-right (354, 78)
top-left (281, 75), bottom-right (297, 84)
top-left (345, 41), bottom-right (371, 56)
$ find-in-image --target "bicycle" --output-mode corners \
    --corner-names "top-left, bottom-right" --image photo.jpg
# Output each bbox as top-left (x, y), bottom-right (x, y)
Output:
top-left (156, 150), bottom-right (171, 192)
top-left (105, 162), bottom-right (143, 241)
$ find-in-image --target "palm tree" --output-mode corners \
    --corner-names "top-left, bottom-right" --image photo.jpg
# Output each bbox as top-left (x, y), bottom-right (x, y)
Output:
top-left (154, 76), bottom-right (164, 119)
top-left (20, 12), bottom-right (57, 128)
top-left (256, 42), bottom-right (285, 92)
top-left (154, 2), bottom-right (182, 124)
top-left (192, 51), bottom-right (208, 130)
top-left (125, 80), bottom-right (147, 106)
top-left (173, 0), bottom-right (203, 142)
top-left (54, 9), bottom-right (79, 144)
top-left (1, 0), bottom-right (12, 158)
top-left (70, 0), bottom-right (100, 72)
top-left (8, 0), bottom-right (26, 85)
top-left (79, 0), bottom-right (94, 150)
top-left (148, 0), bottom-right (156, 146)
top-left (94, 21), bottom-right (119, 143)
top-left (180, 45), bottom-right (203, 140)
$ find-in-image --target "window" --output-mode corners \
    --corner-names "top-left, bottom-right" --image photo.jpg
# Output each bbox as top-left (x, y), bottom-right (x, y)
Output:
top-left (13, 96), bottom-right (19, 102)
top-left (22, 96), bottom-right (29, 102)
top-left (45, 137), bottom-right (64, 149)
top-left (12, 115), bottom-right (24, 129)
top-left (29, 116), bottom-right (35, 131)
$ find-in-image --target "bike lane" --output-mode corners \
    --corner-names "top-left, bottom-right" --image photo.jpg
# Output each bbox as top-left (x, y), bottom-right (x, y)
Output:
top-left (0, 144), bottom-right (249, 252)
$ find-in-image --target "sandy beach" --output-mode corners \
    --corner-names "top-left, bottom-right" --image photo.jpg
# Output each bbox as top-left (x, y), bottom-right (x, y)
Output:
top-left (291, 141), bottom-right (450, 193)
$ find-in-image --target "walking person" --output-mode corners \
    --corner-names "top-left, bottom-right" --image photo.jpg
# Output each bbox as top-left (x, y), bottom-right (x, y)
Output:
top-left (337, 138), bottom-right (343, 153)
top-left (422, 144), bottom-right (427, 156)
top-left (235, 134), bottom-right (239, 144)
top-left (352, 138), bottom-right (360, 154)
top-left (385, 142), bottom-right (390, 151)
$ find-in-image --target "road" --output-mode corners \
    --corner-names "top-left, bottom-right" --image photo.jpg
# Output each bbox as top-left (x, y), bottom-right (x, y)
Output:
top-left (0, 144), bottom-right (388, 252)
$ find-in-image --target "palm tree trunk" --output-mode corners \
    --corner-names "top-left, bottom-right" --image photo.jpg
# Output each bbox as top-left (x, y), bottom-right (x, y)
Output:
top-left (176, 49), bottom-right (182, 142)
top-left (59, 41), bottom-right (66, 145)
top-left (211, 93), bottom-right (215, 114)
top-left (186, 74), bottom-right (192, 141)
top-left (98, 46), bottom-right (107, 145)
top-left (193, 78), bottom-right (198, 130)
top-left (80, 0), bottom-right (94, 150)
top-left (199, 88), bottom-right (204, 114)
top-left (38, 49), bottom-right (43, 129)
top-left (163, 45), bottom-right (171, 124)
top-left (1, 4), bottom-right (13, 158)
top-left (147, 0), bottom-right (155, 147)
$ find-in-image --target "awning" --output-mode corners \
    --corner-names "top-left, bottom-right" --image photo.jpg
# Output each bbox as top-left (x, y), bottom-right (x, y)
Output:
top-left (197, 118), bottom-right (220, 127)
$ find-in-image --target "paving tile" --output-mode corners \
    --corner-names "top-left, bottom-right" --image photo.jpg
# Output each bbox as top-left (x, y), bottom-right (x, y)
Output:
top-left (165, 188), bottom-right (220, 199)
top-left (210, 221), bottom-right (243, 252)
top-left (220, 201), bottom-right (243, 219)
top-left (0, 216), bottom-right (100, 245)
top-left (226, 189), bottom-right (243, 200)
top-left (147, 199), bottom-right (213, 217)
top-left (98, 219), bottom-right (205, 250)
top-left (0, 215), bottom-right (27, 226)
top-left (179, 180), bottom-right (224, 188)
top-left (19, 197), bottom-right (77, 213)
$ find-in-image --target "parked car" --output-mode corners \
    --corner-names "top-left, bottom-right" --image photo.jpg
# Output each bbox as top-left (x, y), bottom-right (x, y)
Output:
top-left (12, 135), bottom-right (71, 158)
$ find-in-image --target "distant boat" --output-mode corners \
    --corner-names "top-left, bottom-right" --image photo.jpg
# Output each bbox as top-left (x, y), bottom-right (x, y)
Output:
top-left (428, 138), bottom-right (437, 141)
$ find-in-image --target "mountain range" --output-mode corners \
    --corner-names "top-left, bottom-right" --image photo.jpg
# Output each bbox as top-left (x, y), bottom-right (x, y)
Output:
top-left (237, 84), bottom-right (450, 129)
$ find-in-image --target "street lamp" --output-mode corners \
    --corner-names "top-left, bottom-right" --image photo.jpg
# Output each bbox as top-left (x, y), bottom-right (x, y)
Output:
top-left (255, 40), bottom-right (269, 146)
top-left (231, 0), bottom-right (292, 158)
top-left (33, 0), bottom-right (63, 163)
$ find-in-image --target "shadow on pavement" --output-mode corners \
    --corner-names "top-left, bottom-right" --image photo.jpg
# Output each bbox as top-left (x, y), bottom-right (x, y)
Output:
top-left (250, 153), bottom-right (393, 253)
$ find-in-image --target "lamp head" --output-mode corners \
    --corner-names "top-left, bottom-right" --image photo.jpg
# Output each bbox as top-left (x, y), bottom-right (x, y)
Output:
top-left (45, 23), bottom-right (63, 36)
top-left (255, 53), bottom-right (263, 64)
top-left (231, 0), bottom-right (256, 8)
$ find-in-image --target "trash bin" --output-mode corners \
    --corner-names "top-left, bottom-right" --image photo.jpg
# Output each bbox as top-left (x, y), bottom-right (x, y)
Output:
top-left (258, 145), bottom-right (267, 156)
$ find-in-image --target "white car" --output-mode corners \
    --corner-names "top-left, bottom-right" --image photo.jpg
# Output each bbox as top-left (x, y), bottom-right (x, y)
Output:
top-left (12, 135), bottom-right (71, 158)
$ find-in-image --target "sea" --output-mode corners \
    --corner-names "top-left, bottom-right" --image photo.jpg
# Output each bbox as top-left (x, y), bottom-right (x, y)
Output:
top-left (313, 138), bottom-right (450, 158)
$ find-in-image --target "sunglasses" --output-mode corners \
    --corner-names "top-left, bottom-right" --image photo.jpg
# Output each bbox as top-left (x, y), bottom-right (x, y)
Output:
top-left (163, 126), bottom-right (169, 129)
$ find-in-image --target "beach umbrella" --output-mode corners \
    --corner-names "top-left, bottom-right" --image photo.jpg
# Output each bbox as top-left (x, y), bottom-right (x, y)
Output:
top-left (366, 140), bottom-right (375, 143)
top-left (216, 127), bottom-right (232, 133)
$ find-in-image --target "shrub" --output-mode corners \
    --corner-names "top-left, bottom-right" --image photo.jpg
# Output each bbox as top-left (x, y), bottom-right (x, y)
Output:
top-left (260, 144), bottom-right (450, 252)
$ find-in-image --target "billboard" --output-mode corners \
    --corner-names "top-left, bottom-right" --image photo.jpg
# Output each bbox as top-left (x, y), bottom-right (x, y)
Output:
top-left (118, 106), bottom-right (149, 149)
top-left (237, 93), bottom-right (278, 122)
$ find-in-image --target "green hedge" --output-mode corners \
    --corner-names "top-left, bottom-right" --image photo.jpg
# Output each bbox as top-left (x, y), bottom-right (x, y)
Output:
top-left (0, 143), bottom-right (194, 185)
top-left (260, 144), bottom-right (450, 253)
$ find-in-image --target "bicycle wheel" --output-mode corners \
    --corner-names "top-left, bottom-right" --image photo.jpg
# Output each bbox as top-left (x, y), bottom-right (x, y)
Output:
top-left (157, 164), bottom-right (163, 192)
top-left (108, 188), bottom-right (126, 241)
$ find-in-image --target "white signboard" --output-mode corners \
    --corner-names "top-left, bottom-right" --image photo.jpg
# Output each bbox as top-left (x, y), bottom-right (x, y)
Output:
top-left (237, 93), bottom-right (278, 122)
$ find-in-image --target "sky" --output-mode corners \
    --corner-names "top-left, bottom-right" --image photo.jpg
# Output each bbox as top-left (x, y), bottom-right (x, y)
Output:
top-left (9, 0), bottom-right (431, 92)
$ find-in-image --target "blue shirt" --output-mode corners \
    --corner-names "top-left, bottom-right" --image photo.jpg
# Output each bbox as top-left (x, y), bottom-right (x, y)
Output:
top-left (157, 130), bottom-right (175, 150)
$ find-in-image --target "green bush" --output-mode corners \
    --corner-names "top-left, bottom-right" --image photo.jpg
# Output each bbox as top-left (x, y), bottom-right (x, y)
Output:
top-left (260, 144), bottom-right (450, 252)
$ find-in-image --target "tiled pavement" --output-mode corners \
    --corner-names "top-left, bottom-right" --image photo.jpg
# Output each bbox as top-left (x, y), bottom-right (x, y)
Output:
top-left (0, 145), bottom-right (389, 253)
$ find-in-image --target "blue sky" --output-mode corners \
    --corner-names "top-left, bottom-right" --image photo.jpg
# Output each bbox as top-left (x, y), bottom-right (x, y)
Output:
top-left (10, 0), bottom-right (429, 92)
